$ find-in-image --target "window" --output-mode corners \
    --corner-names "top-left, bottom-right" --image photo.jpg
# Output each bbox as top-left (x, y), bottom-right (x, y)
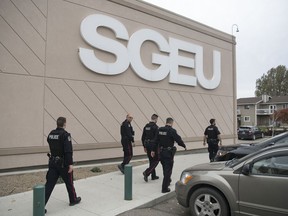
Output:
top-left (244, 116), bottom-right (250, 122)
top-left (269, 105), bottom-right (277, 112)
top-left (251, 155), bottom-right (288, 176)
top-left (244, 105), bottom-right (250, 109)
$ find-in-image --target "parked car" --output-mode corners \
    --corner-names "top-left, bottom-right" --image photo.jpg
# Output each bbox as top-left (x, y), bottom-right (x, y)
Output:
top-left (238, 126), bottom-right (264, 140)
top-left (215, 132), bottom-right (288, 161)
top-left (175, 144), bottom-right (288, 216)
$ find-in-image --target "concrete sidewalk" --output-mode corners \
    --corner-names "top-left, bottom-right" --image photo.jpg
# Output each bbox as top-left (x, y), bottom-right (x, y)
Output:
top-left (0, 152), bottom-right (209, 216)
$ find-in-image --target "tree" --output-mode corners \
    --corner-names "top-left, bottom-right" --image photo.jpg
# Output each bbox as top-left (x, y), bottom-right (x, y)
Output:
top-left (273, 108), bottom-right (288, 125)
top-left (255, 65), bottom-right (288, 97)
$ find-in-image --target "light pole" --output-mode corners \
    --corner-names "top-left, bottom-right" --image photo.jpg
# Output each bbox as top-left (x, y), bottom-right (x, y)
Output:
top-left (231, 24), bottom-right (239, 143)
top-left (231, 24), bottom-right (239, 36)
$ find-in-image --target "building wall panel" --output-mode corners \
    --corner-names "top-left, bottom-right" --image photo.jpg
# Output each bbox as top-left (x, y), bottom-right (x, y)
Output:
top-left (0, 43), bottom-right (28, 75)
top-left (31, 0), bottom-right (47, 17)
top-left (44, 85), bottom-right (97, 145)
top-left (140, 88), bottom-right (184, 135)
top-left (12, 0), bottom-right (47, 39)
top-left (45, 78), bottom-right (114, 143)
top-left (0, 73), bottom-right (44, 148)
top-left (66, 80), bottom-right (120, 141)
top-left (87, 82), bottom-right (128, 125)
top-left (201, 94), bottom-right (230, 135)
top-left (124, 86), bottom-right (157, 122)
top-left (0, 0), bottom-right (45, 62)
top-left (155, 89), bottom-right (192, 137)
top-left (106, 84), bottom-right (146, 140)
top-left (0, 17), bottom-right (44, 76)
top-left (180, 92), bottom-right (208, 131)
top-left (212, 95), bottom-right (234, 131)
top-left (168, 91), bottom-right (202, 136)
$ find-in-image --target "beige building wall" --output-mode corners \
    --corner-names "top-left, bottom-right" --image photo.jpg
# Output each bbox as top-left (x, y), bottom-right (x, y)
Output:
top-left (0, 0), bottom-right (237, 170)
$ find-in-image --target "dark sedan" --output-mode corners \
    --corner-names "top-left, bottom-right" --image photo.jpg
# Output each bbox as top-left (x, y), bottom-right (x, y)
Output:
top-left (215, 132), bottom-right (288, 161)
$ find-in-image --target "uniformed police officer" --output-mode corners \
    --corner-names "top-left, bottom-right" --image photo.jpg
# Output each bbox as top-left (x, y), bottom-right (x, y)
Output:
top-left (154, 117), bottom-right (186, 193)
top-left (142, 114), bottom-right (159, 182)
top-left (203, 118), bottom-right (222, 162)
top-left (118, 114), bottom-right (135, 174)
top-left (45, 117), bottom-right (81, 213)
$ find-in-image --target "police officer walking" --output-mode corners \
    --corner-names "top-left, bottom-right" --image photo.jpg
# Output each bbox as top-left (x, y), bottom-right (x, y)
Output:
top-left (203, 118), bottom-right (222, 162)
top-left (154, 117), bottom-right (186, 193)
top-left (118, 113), bottom-right (135, 174)
top-left (142, 114), bottom-right (159, 182)
top-left (45, 117), bottom-right (81, 213)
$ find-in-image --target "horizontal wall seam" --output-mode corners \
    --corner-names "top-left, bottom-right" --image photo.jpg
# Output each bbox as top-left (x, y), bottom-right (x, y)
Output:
top-left (0, 135), bottom-right (235, 156)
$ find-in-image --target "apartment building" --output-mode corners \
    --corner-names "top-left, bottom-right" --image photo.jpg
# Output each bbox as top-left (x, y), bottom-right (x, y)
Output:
top-left (237, 95), bottom-right (288, 127)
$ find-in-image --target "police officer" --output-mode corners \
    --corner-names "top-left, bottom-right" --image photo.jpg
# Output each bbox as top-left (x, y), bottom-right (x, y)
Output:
top-left (118, 113), bottom-right (135, 174)
top-left (203, 118), bottom-right (222, 162)
top-left (45, 117), bottom-right (81, 213)
top-left (142, 114), bottom-right (159, 182)
top-left (154, 117), bottom-right (186, 193)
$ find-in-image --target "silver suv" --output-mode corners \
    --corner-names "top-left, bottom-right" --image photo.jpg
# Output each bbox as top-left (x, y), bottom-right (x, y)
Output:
top-left (175, 145), bottom-right (288, 216)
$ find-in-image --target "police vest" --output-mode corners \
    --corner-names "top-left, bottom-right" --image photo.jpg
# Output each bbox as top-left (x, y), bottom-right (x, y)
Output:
top-left (206, 126), bottom-right (218, 139)
top-left (144, 122), bottom-right (157, 140)
top-left (158, 126), bottom-right (173, 148)
top-left (47, 129), bottom-right (66, 157)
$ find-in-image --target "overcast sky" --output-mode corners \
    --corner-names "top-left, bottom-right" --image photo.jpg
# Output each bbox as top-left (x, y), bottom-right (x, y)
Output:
top-left (143, 0), bottom-right (288, 98)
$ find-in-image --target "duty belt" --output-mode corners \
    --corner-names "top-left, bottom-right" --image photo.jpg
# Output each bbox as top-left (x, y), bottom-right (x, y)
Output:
top-left (51, 156), bottom-right (63, 160)
top-left (161, 146), bottom-right (173, 151)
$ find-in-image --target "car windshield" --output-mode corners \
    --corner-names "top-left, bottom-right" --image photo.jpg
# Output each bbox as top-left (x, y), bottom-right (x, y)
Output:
top-left (225, 148), bottom-right (263, 168)
top-left (238, 127), bottom-right (251, 131)
top-left (258, 132), bottom-right (288, 147)
top-left (225, 158), bottom-right (239, 167)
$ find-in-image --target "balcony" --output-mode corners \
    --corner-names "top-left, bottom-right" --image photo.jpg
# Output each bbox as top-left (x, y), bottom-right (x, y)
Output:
top-left (257, 109), bottom-right (275, 115)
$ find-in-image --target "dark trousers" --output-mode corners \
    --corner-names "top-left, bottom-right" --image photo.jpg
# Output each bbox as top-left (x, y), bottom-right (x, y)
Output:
top-left (144, 148), bottom-right (159, 178)
top-left (45, 161), bottom-right (77, 204)
top-left (121, 140), bottom-right (133, 168)
top-left (208, 143), bottom-right (219, 162)
top-left (160, 149), bottom-right (174, 191)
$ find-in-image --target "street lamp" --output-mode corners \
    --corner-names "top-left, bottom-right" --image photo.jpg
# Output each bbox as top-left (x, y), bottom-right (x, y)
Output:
top-left (231, 24), bottom-right (239, 35)
top-left (231, 24), bottom-right (239, 143)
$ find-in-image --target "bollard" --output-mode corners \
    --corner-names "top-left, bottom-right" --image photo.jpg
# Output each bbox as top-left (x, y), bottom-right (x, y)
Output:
top-left (124, 164), bottom-right (132, 200)
top-left (33, 184), bottom-right (45, 216)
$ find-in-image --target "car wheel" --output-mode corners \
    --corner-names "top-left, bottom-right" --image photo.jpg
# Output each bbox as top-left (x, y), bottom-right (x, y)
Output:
top-left (189, 187), bottom-right (229, 216)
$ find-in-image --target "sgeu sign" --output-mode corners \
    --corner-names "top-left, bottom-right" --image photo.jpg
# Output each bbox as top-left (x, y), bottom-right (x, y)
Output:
top-left (79, 14), bottom-right (221, 89)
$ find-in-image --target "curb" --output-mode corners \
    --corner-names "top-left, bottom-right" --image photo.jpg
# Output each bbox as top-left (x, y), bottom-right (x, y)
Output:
top-left (136, 191), bottom-right (176, 209)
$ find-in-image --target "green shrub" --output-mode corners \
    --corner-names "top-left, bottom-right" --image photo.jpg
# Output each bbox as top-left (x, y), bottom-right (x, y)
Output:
top-left (90, 167), bottom-right (102, 173)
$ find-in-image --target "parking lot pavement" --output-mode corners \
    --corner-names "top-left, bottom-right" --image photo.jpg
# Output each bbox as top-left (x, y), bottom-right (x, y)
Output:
top-left (236, 136), bottom-right (270, 144)
top-left (118, 195), bottom-right (190, 216)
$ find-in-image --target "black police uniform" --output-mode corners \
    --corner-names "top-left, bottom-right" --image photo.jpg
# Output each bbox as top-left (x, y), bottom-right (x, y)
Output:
top-left (141, 121), bottom-right (159, 180)
top-left (204, 124), bottom-right (221, 162)
top-left (45, 128), bottom-right (79, 205)
top-left (120, 119), bottom-right (135, 170)
top-left (156, 125), bottom-right (186, 192)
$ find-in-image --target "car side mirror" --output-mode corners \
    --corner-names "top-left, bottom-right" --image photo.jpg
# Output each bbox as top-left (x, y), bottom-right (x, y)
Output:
top-left (242, 164), bottom-right (250, 176)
